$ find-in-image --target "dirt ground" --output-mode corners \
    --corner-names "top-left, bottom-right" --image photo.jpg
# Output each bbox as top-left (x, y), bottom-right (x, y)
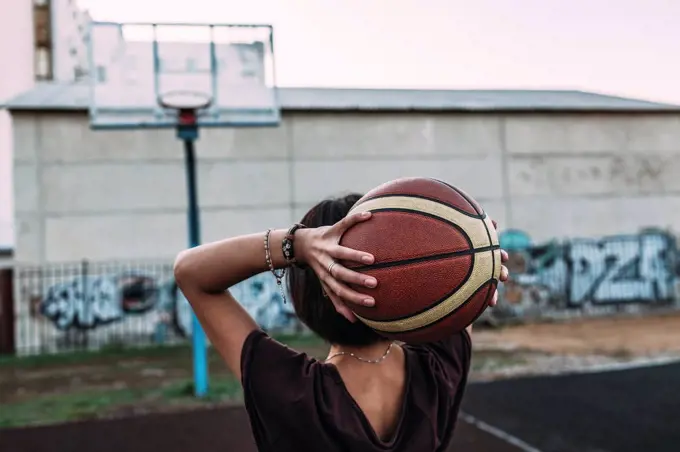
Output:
top-left (474, 311), bottom-right (680, 356)
top-left (2, 313), bottom-right (680, 428)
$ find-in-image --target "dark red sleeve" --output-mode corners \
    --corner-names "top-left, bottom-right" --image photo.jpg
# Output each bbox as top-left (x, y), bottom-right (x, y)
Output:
top-left (404, 329), bottom-right (472, 386)
top-left (240, 329), bottom-right (317, 445)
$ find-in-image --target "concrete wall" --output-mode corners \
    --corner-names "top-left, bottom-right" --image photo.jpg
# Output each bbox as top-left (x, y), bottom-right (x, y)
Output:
top-left (50, 0), bottom-right (89, 82)
top-left (11, 110), bottom-right (680, 264)
top-left (0, 0), bottom-right (36, 248)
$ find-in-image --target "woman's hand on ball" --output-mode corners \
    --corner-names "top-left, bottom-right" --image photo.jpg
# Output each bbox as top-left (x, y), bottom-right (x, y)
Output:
top-left (296, 211), bottom-right (377, 322)
top-left (489, 220), bottom-right (510, 308)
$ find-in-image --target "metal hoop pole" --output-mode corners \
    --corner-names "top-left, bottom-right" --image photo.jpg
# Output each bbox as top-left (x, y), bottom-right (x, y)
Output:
top-left (179, 118), bottom-right (208, 398)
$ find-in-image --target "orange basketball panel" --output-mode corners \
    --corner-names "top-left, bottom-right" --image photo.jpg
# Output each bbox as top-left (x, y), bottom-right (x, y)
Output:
top-left (349, 254), bottom-right (473, 321)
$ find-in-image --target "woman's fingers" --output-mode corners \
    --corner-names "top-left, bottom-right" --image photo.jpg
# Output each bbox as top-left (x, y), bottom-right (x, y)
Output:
top-left (331, 211), bottom-right (372, 236)
top-left (328, 260), bottom-right (377, 288)
top-left (329, 244), bottom-right (374, 266)
top-left (321, 270), bottom-right (375, 307)
top-left (500, 265), bottom-right (509, 282)
top-left (489, 289), bottom-right (498, 307)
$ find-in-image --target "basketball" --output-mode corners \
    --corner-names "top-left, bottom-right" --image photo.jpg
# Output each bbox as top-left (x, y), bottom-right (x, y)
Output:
top-left (339, 177), bottom-right (502, 344)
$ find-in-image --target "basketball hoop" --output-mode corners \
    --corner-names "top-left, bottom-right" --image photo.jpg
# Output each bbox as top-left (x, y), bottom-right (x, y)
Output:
top-left (158, 90), bottom-right (212, 140)
top-left (157, 90), bottom-right (214, 126)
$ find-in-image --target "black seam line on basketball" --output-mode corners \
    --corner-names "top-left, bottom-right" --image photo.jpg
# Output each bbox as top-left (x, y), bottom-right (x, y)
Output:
top-left (366, 254), bottom-right (475, 321)
top-left (363, 207), bottom-right (474, 250)
top-left (430, 177), bottom-right (497, 281)
top-left (358, 193), bottom-right (484, 219)
top-left (361, 249), bottom-right (475, 322)
top-left (372, 278), bottom-right (494, 334)
top-left (429, 178), bottom-right (485, 216)
top-left (372, 278), bottom-right (497, 335)
top-left (352, 245), bottom-right (500, 271)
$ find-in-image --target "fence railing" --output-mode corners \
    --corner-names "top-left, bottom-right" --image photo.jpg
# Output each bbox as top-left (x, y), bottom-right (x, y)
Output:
top-left (3, 228), bottom-right (680, 356)
top-left (8, 259), bottom-right (307, 356)
top-left (12, 261), bottom-right (182, 356)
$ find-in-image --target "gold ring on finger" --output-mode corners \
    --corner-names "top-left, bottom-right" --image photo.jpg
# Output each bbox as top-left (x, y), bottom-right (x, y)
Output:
top-left (327, 261), bottom-right (337, 275)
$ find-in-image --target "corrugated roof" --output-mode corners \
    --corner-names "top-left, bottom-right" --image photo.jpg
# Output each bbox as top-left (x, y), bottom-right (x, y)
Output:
top-left (3, 82), bottom-right (680, 113)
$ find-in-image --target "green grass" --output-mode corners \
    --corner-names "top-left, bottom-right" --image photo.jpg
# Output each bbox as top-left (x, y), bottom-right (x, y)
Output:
top-left (0, 333), bottom-right (327, 370)
top-left (0, 335), bottom-right (532, 429)
top-left (0, 377), bottom-right (245, 428)
top-left (0, 333), bottom-right (328, 428)
top-left (0, 343), bottom-right (191, 369)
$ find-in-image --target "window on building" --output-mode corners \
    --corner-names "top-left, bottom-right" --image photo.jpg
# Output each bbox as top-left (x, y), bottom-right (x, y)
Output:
top-left (35, 47), bottom-right (52, 80)
top-left (74, 66), bottom-right (87, 80)
top-left (33, 4), bottom-right (50, 46)
top-left (96, 65), bottom-right (107, 83)
top-left (33, 0), bottom-right (52, 80)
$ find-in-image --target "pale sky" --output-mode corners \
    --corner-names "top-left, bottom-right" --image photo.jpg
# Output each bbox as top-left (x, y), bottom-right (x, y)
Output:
top-left (80, 0), bottom-right (680, 105)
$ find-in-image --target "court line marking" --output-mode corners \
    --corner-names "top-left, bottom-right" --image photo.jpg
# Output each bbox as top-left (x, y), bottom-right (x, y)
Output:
top-left (471, 356), bottom-right (680, 385)
top-left (560, 356), bottom-right (680, 375)
top-left (459, 411), bottom-right (544, 452)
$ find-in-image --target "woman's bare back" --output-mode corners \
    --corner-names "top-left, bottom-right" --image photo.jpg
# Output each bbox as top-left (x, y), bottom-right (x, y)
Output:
top-left (241, 329), bottom-right (471, 452)
top-left (331, 345), bottom-right (407, 441)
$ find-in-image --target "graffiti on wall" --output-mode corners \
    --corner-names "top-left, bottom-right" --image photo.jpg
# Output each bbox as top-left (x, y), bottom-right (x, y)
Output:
top-left (29, 270), bottom-right (300, 350)
top-left (490, 228), bottom-right (678, 321)
top-left (40, 274), bottom-right (159, 330)
top-left (21, 229), bottom-right (680, 352)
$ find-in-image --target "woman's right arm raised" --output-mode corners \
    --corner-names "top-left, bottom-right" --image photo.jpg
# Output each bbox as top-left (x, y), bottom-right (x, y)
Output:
top-left (173, 212), bottom-right (377, 379)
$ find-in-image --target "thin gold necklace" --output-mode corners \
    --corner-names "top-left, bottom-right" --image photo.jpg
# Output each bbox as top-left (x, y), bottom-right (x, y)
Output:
top-left (325, 342), bottom-right (395, 364)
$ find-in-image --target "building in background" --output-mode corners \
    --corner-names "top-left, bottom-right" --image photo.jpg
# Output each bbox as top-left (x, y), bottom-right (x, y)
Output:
top-left (0, 0), bottom-right (90, 250)
top-left (6, 85), bottom-right (680, 354)
top-left (46, 0), bottom-right (90, 82)
top-left (4, 7), bottom-right (680, 354)
top-left (6, 85), bottom-right (680, 264)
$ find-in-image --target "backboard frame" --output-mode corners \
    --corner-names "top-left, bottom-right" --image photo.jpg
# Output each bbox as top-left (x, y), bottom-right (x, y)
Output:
top-left (87, 21), bottom-right (281, 130)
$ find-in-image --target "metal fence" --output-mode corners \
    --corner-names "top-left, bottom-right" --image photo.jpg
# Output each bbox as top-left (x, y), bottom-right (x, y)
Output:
top-left (4, 228), bottom-right (680, 356)
top-left (12, 260), bottom-right (184, 356)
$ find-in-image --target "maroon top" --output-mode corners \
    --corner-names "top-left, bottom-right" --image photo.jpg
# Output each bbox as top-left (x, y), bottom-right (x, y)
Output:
top-left (240, 329), bottom-right (472, 452)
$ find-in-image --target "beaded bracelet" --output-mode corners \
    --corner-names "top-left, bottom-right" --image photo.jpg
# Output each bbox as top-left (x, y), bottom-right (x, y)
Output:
top-left (264, 229), bottom-right (288, 304)
top-left (282, 223), bottom-right (307, 267)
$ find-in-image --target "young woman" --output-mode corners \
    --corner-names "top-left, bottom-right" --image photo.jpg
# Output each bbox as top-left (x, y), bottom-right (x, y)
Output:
top-left (174, 193), bottom-right (509, 452)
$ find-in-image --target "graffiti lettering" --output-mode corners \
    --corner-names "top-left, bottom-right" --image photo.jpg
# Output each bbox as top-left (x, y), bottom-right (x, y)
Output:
top-left (570, 234), bottom-right (673, 305)
top-left (40, 274), bottom-right (158, 330)
top-left (490, 230), bottom-right (678, 321)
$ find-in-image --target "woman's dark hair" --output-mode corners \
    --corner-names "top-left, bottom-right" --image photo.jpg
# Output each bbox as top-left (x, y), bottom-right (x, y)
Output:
top-left (287, 193), bottom-right (383, 347)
